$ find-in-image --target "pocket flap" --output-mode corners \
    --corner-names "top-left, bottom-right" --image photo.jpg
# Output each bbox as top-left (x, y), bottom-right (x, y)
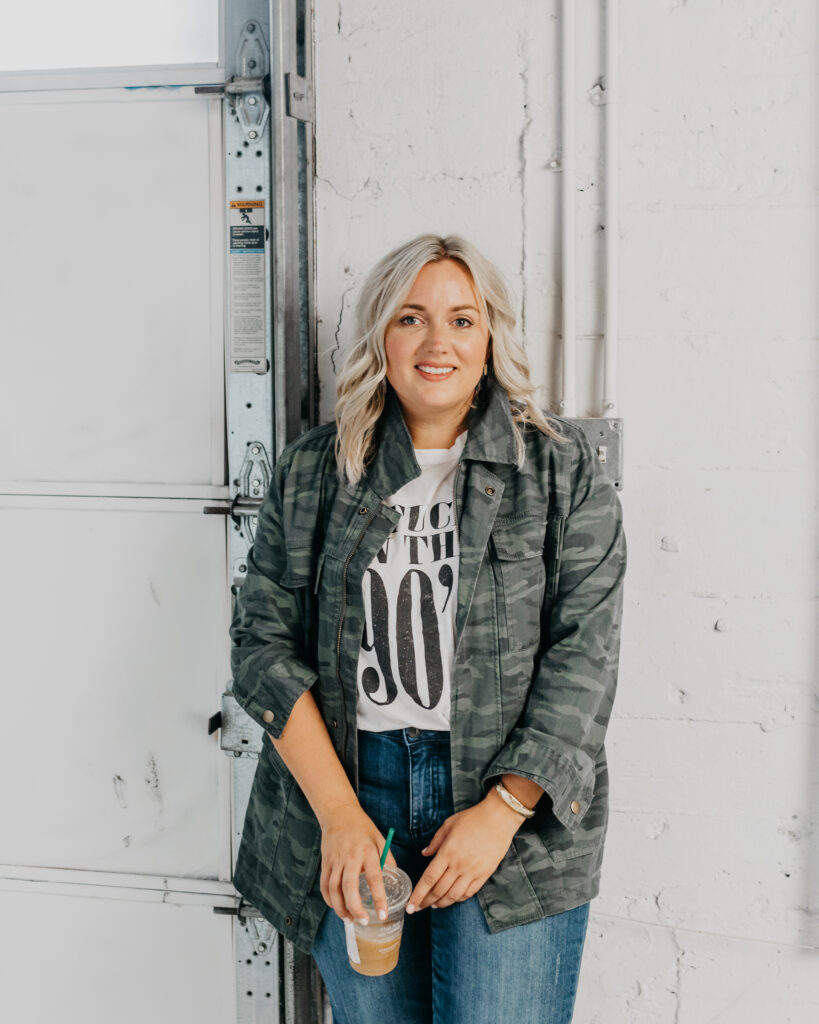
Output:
top-left (491, 515), bottom-right (547, 560)
top-left (279, 539), bottom-right (322, 589)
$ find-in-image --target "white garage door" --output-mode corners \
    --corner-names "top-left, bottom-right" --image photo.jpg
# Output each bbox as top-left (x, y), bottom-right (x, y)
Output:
top-left (0, 5), bottom-right (241, 1023)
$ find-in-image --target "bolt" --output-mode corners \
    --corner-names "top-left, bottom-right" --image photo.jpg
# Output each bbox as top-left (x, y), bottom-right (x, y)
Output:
top-left (251, 479), bottom-right (260, 487)
top-left (248, 59), bottom-right (257, 70)
top-left (248, 131), bottom-right (258, 139)
top-left (239, 565), bottom-right (247, 573)
top-left (251, 445), bottom-right (260, 454)
top-left (247, 96), bottom-right (257, 106)
top-left (247, 22), bottom-right (256, 33)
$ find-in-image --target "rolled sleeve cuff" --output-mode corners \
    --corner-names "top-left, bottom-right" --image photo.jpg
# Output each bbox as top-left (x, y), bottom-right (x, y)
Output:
top-left (230, 663), bottom-right (318, 741)
top-left (481, 733), bottom-right (596, 833)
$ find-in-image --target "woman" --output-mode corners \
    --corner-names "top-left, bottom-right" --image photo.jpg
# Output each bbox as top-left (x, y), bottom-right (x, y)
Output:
top-left (229, 233), bottom-right (627, 1023)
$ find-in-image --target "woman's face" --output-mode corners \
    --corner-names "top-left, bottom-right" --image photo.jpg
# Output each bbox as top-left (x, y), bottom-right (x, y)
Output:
top-left (383, 259), bottom-right (490, 432)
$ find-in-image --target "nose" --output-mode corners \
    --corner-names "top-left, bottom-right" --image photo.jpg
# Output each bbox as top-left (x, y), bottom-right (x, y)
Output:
top-left (419, 320), bottom-right (451, 351)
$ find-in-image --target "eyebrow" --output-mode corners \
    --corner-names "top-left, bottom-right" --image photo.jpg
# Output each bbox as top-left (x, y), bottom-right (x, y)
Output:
top-left (399, 304), bottom-right (480, 313)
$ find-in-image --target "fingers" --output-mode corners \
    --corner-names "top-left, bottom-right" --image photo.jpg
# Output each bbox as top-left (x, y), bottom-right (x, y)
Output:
top-left (324, 863), bottom-right (351, 923)
top-left (319, 816), bottom-right (394, 923)
top-left (430, 874), bottom-right (477, 908)
top-left (464, 877), bottom-right (484, 900)
top-left (408, 861), bottom-right (454, 914)
top-left (407, 860), bottom-right (486, 913)
top-left (322, 857), bottom-right (371, 924)
top-left (364, 853), bottom-right (390, 923)
top-left (422, 867), bottom-right (459, 910)
top-left (420, 826), bottom-right (445, 857)
top-left (333, 847), bottom-right (388, 925)
top-left (341, 859), bottom-right (370, 925)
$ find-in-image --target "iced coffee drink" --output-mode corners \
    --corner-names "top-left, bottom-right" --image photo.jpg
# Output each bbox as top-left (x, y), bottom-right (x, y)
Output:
top-left (344, 865), bottom-right (412, 976)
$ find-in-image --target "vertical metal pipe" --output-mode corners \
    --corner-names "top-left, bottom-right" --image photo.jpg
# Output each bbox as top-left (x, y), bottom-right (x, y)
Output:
top-left (560, 0), bottom-right (577, 418)
top-left (603, 0), bottom-right (620, 418)
top-left (268, 0), bottom-right (305, 451)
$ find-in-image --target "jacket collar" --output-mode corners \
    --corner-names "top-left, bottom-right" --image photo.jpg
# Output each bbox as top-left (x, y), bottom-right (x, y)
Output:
top-left (364, 377), bottom-right (519, 499)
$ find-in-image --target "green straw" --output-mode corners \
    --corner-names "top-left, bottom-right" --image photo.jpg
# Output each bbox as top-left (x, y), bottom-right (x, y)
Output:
top-left (379, 828), bottom-right (395, 870)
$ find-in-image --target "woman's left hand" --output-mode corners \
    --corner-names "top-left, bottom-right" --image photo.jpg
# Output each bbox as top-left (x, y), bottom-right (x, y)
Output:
top-left (406, 791), bottom-right (525, 913)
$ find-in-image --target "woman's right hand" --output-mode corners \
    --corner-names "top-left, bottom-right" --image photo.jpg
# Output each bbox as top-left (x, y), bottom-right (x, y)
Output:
top-left (318, 805), bottom-right (398, 925)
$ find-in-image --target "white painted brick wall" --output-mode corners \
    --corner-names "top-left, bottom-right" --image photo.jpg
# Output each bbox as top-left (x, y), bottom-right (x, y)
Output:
top-left (313, 1), bottom-right (819, 1019)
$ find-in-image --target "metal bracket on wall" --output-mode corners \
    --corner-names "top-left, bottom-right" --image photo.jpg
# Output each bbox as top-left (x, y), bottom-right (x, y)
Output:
top-left (235, 905), bottom-right (281, 1020)
top-left (563, 417), bottom-right (624, 490)
top-left (237, 440), bottom-right (272, 500)
top-left (285, 72), bottom-right (313, 122)
top-left (228, 22), bottom-right (270, 141)
top-left (220, 692), bottom-right (264, 757)
top-left (200, 440), bottom-right (271, 548)
top-left (195, 23), bottom-right (270, 143)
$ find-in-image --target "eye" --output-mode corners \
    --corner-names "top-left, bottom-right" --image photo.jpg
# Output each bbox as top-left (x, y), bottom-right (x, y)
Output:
top-left (453, 317), bottom-right (473, 327)
top-left (399, 314), bottom-right (420, 325)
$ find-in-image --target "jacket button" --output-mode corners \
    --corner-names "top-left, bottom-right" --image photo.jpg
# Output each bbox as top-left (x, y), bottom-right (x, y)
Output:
top-left (332, 718), bottom-right (339, 728)
top-left (285, 916), bottom-right (293, 927)
top-left (358, 506), bottom-right (369, 515)
top-left (485, 486), bottom-right (495, 495)
top-left (262, 709), bottom-right (275, 723)
top-left (570, 800), bottom-right (581, 814)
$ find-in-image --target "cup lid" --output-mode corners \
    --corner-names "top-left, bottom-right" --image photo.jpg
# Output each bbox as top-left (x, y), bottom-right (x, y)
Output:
top-left (358, 865), bottom-right (412, 913)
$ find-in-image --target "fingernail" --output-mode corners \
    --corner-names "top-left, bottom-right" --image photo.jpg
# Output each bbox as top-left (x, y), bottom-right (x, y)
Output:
top-left (406, 904), bottom-right (415, 914)
top-left (431, 904), bottom-right (438, 910)
top-left (378, 909), bottom-right (387, 921)
top-left (358, 917), bottom-right (369, 926)
top-left (343, 916), bottom-right (352, 924)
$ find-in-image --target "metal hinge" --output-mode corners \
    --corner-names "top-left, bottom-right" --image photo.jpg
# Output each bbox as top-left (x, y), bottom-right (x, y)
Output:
top-left (195, 20), bottom-right (270, 141)
top-left (201, 441), bottom-right (272, 545)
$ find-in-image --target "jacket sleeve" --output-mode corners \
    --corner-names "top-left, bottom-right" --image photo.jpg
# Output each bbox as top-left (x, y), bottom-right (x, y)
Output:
top-left (481, 428), bottom-right (627, 832)
top-left (228, 450), bottom-right (319, 740)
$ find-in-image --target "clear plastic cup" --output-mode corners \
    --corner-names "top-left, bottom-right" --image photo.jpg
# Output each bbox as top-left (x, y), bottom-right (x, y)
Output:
top-left (343, 865), bottom-right (412, 976)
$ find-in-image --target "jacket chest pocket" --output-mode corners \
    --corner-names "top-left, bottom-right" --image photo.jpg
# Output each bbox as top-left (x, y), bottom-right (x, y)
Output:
top-left (279, 540), bottom-right (326, 665)
top-left (490, 515), bottom-right (548, 652)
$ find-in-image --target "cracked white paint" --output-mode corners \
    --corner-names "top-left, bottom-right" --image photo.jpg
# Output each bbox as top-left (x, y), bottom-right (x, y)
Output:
top-left (314, 0), bottom-right (819, 1018)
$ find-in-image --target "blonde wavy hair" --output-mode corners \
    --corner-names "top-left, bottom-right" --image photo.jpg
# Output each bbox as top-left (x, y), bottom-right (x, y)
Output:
top-left (334, 233), bottom-right (570, 486)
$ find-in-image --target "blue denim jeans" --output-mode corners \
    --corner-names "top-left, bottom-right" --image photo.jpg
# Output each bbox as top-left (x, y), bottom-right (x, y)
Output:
top-left (311, 728), bottom-right (590, 1024)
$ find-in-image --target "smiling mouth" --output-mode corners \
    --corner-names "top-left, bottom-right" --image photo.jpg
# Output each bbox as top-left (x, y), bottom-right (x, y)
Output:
top-left (415, 364), bottom-right (456, 379)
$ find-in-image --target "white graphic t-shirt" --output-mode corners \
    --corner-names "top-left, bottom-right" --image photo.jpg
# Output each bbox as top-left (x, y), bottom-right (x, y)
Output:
top-left (356, 430), bottom-right (467, 732)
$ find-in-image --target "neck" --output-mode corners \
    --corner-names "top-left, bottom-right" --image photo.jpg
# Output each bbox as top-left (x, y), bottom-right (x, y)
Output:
top-left (402, 406), bottom-right (469, 450)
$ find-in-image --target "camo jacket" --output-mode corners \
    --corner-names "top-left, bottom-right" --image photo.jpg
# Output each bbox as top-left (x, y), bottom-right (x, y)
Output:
top-left (229, 379), bottom-right (627, 954)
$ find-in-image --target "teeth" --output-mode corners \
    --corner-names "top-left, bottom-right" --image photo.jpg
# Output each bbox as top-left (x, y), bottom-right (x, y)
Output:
top-left (417, 365), bottom-right (454, 375)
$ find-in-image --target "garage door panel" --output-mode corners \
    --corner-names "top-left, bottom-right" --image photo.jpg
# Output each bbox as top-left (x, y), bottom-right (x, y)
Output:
top-left (0, 500), bottom-right (231, 879)
top-left (0, 92), bottom-right (224, 487)
top-left (0, 888), bottom-right (235, 1024)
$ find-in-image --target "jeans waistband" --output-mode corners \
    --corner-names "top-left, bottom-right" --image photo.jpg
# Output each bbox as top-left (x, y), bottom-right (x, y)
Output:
top-left (358, 726), bottom-right (450, 746)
